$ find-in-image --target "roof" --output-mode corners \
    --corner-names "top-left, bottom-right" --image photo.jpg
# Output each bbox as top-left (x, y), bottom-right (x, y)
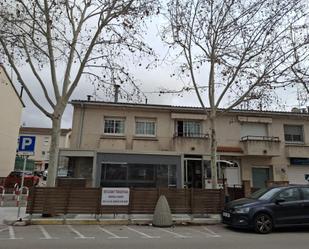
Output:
top-left (70, 100), bottom-right (309, 118)
top-left (19, 127), bottom-right (71, 136)
top-left (0, 64), bottom-right (25, 107)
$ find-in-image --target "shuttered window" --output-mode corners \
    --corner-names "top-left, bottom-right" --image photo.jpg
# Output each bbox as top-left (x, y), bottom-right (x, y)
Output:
top-left (240, 123), bottom-right (268, 139)
top-left (284, 125), bottom-right (304, 142)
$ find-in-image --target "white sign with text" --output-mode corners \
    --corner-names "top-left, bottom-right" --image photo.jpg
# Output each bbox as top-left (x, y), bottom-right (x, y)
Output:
top-left (101, 188), bottom-right (130, 206)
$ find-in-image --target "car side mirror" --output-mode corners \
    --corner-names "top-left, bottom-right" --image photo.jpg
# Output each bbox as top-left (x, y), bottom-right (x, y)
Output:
top-left (275, 198), bottom-right (285, 205)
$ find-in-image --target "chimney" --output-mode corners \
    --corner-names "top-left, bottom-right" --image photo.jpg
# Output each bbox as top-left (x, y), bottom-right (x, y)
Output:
top-left (114, 84), bottom-right (120, 103)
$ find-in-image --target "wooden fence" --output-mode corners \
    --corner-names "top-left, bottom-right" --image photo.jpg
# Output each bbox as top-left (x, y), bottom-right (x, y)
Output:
top-left (26, 187), bottom-right (225, 215)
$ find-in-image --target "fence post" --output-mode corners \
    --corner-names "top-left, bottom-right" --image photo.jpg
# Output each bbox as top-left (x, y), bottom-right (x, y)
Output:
top-left (95, 188), bottom-right (101, 221)
top-left (64, 187), bottom-right (71, 222)
top-left (0, 186), bottom-right (4, 207)
top-left (128, 187), bottom-right (133, 215)
top-left (242, 180), bottom-right (251, 197)
top-left (191, 188), bottom-right (194, 214)
top-left (29, 187), bottom-right (36, 221)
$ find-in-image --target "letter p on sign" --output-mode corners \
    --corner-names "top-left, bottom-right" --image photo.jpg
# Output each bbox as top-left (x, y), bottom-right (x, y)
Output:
top-left (18, 136), bottom-right (36, 155)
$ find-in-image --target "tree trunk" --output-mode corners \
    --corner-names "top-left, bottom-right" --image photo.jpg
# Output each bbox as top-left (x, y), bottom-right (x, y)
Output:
top-left (210, 113), bottom-right (218, 189)
top-left (46, 116), bottom-right (62, 187)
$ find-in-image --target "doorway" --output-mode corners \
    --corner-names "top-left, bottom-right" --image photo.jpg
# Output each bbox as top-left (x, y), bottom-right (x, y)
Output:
top-left (184, 159), bottom-right (203, 188)
top-left (252, 167), bottom-right (271, 188)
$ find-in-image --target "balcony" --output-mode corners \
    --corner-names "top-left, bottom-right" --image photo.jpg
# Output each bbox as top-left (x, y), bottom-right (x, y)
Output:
top-left (285, 144), bottom-right (309, 158)
top-left (172, 133), bottom-right (209, 153)
top-left (240, 136), bottom-right (280, 156)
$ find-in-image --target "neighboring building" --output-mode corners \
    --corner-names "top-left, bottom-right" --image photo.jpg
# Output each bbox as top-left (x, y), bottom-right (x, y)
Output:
top-left (19, 127), bottom-right (71, 171)
top-left (59, 100), bottom-right (309, 188)
top-left (0, 64), bottom-right (25, 178)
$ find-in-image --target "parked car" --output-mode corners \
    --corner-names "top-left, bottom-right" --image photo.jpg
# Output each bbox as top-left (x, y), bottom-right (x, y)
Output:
top-left (222, 185), bottom-right (309, 234)
top-left (4, 171), bottom-right (40, 188)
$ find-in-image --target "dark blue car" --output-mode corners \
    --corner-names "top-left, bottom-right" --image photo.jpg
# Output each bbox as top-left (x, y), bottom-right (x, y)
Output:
top-left (222, 185), bottom-right (309, 234)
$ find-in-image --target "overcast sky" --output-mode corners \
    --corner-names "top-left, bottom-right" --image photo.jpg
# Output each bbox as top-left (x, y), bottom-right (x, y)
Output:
top-left (5, 14), bottom-right (302, 129)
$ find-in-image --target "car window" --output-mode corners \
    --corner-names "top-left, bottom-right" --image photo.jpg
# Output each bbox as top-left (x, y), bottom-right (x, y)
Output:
top-left (277, 188), bottom-right (301, 202)
top-left (301, 188), bottom-right (309, 200)
top-left (250, 188), bottom-right (282, 200)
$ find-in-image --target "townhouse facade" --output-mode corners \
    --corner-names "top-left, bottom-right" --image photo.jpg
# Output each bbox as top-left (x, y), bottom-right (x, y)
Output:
top-left (58, 100), bottom-right (309, 188)
top-left (19, 127), bottom-right (71, 171)
top-left (0, 64), bottom-right (24, 178)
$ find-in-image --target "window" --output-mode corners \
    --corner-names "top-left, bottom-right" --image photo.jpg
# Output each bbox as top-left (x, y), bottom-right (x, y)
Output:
top-left (177, 121), bottom-right (201, 137)
top-left (157, 165), bottom-right (177, 187)
top-left (135, 119), bottom-right (156, 136)
top-left (43, 137), bottom-right (49, 146)
top-left (240, 123), bottom-right (268, 139)
top-left (128, 164), bottom-right (155, 181)
top-left (103, 164), bottom-right (127, 180)
top-left (104, 118), bottom-right (125, 134)
top-left (284, 125), bottom-right (304, 143)
top-left (42, 151), bottom-right (46, 156)
top-left (277, 188), bottom-right (301, 202)
top-left (301, 188), bottom-right (309, 200)
top-left (101, 163), bottom-right (177, 188)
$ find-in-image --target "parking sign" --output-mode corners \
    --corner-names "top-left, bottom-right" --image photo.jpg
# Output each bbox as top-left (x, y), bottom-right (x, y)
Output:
top-left (18, 136), bottom-right (36, 155)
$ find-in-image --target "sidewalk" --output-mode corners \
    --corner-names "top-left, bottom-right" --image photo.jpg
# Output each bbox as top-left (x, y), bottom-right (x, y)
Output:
top-left (0, 207), bottom-right (221, 226)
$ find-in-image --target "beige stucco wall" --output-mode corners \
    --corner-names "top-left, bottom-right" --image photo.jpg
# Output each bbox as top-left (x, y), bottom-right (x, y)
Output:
top-left (70, 103), bottom-right (309, 185)
top-left (0, 67), bottom-right (23, 177)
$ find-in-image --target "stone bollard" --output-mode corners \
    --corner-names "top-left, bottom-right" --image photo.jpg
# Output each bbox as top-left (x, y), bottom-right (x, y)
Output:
top-left (152, 195), bottom-right (173, 227)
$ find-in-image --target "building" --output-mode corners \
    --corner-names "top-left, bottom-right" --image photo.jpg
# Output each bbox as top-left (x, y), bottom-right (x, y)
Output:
top-left (58, 100), bottom-right (309, 188)
top-left (0, 64), bottom-right (25, 178)
top-left (19, 127), bottom-right (71, 171)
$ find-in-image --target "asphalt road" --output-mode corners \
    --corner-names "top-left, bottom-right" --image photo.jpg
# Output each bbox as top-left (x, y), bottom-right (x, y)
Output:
top-left (0, 224), bottom-right (308, 249)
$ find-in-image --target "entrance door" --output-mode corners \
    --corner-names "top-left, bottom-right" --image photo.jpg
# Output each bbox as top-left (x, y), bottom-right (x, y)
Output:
top-left (184, 159), bottom-right (202, 188)
top-left (225, 167), bottom-right (241, 187)
top-left (252, 167), bottom-right (270, 188)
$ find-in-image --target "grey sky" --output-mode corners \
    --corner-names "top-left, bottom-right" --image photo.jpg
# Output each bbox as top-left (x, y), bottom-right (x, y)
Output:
top-left (6, 15), bottom-right (303, 129)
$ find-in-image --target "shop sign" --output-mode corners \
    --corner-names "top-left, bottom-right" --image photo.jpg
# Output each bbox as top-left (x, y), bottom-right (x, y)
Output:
top-left (101, 188), bottom-right (130, 206)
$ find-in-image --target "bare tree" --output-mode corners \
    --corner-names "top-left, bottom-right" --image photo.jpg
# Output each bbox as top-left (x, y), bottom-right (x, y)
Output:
top-left (0, 0), bottom-right (158, 186)
top-left (163, 0), bottom-right (309, 188)
top-left (289, 22), bottom-right (309, 103)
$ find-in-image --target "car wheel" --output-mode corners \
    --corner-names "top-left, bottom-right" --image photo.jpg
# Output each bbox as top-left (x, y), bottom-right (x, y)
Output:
top-left (254, 213), bottom-right (273, 234)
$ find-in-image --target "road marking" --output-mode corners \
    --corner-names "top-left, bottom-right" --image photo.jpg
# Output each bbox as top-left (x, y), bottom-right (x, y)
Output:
top-left (188, 227), bottom-right (219, 238)
top-left (202, 226), bottom-right (221, 237)
top-left (67, 225), bottom-right (95, 239)
top-left (0, 227), bottom-right (8, 233)
top-left (125, 226), bottom-right (160, 239)
top-left (8, 226), bottom-right (23, 240)
top-left (38, 225), bottom-right (58, 240)
top-left (98, 226), bottom-right (128, 239)
top-left (158, 228), bottom-right (191, 238)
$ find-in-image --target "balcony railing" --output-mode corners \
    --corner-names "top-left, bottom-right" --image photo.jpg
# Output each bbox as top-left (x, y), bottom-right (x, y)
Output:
top-left (240, 135), bottom-right (281, 156)
top-left (174, 132), bottom-right (209, 138)
top-left (240, 135), bottom-right (280, 142)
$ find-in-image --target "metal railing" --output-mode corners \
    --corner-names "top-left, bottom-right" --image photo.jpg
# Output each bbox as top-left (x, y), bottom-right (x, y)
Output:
top-left (240, 135), bottom-right (280, 142)
top-left (174, 132), bottom-right (209, 138)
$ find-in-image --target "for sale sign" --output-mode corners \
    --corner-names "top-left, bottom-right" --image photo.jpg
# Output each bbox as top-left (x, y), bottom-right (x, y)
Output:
top-left (101, 188), bottom-right (130, 206)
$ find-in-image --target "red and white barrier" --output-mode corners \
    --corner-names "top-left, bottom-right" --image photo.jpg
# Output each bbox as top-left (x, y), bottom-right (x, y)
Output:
top-left (13, 183), bottom-right (19, 200)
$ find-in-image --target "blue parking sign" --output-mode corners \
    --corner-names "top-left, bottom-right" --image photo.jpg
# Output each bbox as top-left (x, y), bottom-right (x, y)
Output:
top-left (18, 136), bottom-right (36, 155)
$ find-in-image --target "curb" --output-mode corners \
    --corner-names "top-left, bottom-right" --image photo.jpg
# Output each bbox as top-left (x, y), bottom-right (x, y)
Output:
top-left (4, 218), bottom-right (221, 226)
